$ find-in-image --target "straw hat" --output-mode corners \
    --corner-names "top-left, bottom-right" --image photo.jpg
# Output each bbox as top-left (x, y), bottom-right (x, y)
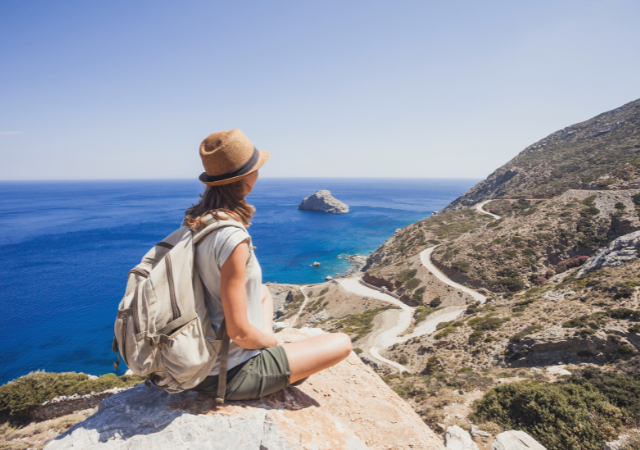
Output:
top-left (198, 129), bottom-right (270, 186)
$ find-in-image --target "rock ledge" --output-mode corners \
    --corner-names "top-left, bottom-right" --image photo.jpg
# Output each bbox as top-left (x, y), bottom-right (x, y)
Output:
top-left (45, 329), bottom-right (444, 450)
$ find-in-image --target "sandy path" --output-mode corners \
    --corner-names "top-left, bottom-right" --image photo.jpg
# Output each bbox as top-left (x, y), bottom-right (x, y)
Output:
top-left (476, 200), bottom-right (500, 220)
top-left (288, 285), bottom-right (310, 328)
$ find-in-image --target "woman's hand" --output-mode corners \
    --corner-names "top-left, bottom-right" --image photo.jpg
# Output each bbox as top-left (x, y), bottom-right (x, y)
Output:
top-left (220, 239), bottom-right (277, 350)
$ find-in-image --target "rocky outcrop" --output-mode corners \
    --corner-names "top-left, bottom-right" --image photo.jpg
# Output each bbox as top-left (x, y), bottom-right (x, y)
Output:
top-left (441, 98), bottom-right (640, 213)
top-left (444, 425), bottom-right (479, 450)
top-left (491, 430), bottom-right (546, 450)
top-left (46, 329), bottom-right (445, 450)
top-left (509, 325), bottom-right (638, 366)
top-left (577, 230), bottom-right (640, 276)
top-left (299, 190), bottom-right (349, 214)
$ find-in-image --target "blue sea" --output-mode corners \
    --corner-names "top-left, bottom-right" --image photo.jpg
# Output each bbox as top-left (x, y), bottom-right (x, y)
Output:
top-left (0, 178), bottom-right (477, 384)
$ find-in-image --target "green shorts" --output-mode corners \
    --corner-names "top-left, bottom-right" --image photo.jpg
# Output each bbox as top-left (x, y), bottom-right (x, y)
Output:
top-left (194, 345), bottom-right (299, 401)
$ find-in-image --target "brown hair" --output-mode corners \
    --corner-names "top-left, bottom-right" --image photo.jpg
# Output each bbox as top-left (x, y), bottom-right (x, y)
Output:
top-left (185, 180), bottom-right (255, 231)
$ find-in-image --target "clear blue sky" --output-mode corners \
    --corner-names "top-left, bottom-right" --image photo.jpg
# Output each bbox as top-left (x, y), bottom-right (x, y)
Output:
top-left (1, 0), bottom-right (639, 180)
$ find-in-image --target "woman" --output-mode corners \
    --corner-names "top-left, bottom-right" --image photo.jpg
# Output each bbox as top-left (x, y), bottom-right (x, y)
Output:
top-left (186, 129), bottom-right (352, 401)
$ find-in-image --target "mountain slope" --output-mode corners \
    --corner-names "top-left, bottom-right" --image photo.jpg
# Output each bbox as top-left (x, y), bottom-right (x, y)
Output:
top-left (442, 98), bottom-right (640, 212)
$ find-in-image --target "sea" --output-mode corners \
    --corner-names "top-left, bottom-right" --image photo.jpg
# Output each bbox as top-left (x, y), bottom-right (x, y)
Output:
top-left (0, 178), bottom-right (478, 385)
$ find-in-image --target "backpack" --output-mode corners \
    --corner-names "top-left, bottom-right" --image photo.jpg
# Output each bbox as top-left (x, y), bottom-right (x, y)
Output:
top-left (112, 215), bottom-right (254, 402)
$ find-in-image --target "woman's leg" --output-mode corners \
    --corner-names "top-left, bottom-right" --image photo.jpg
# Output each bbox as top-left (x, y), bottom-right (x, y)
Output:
top-left (281, 333), bottom-right (352, 383)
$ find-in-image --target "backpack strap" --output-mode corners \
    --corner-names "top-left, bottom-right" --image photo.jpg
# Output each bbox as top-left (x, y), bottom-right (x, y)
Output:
top-left (215, 319), bottom-right (230, 403)
top-left (191, 215), bottom-right (255, 277)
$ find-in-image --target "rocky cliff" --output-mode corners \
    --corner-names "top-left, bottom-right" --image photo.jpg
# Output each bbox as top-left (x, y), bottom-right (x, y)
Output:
top-left (299, 190), bottom-right (349, 214)
top-left (442, 98), bottom-right (640, 213)
top-left (45, 329), bottom-right (445, 450)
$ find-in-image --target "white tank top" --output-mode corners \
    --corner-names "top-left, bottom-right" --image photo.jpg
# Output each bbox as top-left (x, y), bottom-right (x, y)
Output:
top-left (194, 226), bottom-right (262, 375)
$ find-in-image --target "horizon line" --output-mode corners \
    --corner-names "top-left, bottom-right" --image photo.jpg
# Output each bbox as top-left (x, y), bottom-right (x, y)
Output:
top-left (0, 176), bottom-right (484, 183)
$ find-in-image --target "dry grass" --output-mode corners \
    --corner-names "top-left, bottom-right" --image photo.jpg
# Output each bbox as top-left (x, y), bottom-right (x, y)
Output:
top-left (0, 408), bottom-right (95, 450)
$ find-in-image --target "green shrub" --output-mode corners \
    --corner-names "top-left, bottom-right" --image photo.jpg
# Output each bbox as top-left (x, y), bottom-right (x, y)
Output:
top-left (404, 278), bottom-right (421, 291)
top-left (510, 325), bottom-right (543, 343)
top-left (458, 367), bottom-right (473, 373)
top-left (512, 299), bottom-right (533, 313)
top-left (435, 326), bottom-right (456, 340)
top-left (468, 329), bottom-right (484, 345)
top-left (414, 306), bottom-right (442, 325)
top-left (429, 297), bottom-right (442, 308)
top-left (471, 381), bottom-right (622, 450)
top-left (563, 309), bottom-right (640, 329)
top-left (619, 344), bottom-right (637, 355)
top-left (425, 356), bottom-right (439, 375)
top-left (411, 286), bottom-right (426, 304)
top-left (396, 269), bottom-right (417, 282)
top-left (319, 287), bottom-right (329, 296)
top-left (0, 372), bottom-right (144, 421)
top-left (353, 348), bottom-right (363, 355)
top-left (569, 365), bottom-right (640, 422)
top-left (452, 260), bottom-right (470, 273)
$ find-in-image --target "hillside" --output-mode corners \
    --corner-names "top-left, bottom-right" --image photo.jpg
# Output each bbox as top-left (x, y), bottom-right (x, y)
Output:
top-left (442, 98), bottom-right (640, 212)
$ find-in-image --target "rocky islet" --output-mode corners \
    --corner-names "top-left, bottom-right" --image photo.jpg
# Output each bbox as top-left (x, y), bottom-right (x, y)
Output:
top-left (298, 190), bottom-right (349, 214)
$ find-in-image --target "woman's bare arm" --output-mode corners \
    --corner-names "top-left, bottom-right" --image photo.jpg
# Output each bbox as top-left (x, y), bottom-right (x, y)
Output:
top-left (261, 285), bottom-right (275, 334)
top-left (220, 240), bottom-right (277, 349)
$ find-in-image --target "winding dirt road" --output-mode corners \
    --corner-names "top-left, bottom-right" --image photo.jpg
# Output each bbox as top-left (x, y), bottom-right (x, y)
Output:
top-left (336, 201), bottom-right (495, 372)
top-left (476, 199), bottom-right (501, 220)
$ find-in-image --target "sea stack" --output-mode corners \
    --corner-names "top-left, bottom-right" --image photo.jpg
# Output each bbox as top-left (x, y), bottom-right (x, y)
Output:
top-left (298, 190), bottom-right (349, 214)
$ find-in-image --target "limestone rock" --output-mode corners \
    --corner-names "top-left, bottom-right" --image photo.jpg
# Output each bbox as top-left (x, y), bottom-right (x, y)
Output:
top-left (299, 190), bottom-right (349, 214)
top-left (604, 433), bottom-right (632, 450)
top-left (46, 329), bottom-right (444, 450)
top-left (445, 425), bottom-right (479, 450)
top-left (509, 325), bottom-right (638, 366)
top-left (577, 230), bottom-right (640, 276)
top-left (491, 430), bottom-right (546, 450)
top-left (470, 425), bottom-right (492, 438)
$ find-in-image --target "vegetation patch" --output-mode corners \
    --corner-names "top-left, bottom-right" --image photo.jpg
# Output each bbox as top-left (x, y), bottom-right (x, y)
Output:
top-left (0, 372), bottom-right (143, 423)
top-left (471, 381), bottom-right (622, 450)
top-left (413, 306), bottom-right (443, 325)
top-left (562, 308), bottom-right (640, 328)
top-left (471, 359), bottom-right (640, 450)
top-left (329, 305), bottom-right (397, 340)
top-left (509, 325), bottom-right (544, 343)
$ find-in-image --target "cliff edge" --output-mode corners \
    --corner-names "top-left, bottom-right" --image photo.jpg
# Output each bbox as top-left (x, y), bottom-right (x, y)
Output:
top-left (45, 329), bottom-right (444, 450)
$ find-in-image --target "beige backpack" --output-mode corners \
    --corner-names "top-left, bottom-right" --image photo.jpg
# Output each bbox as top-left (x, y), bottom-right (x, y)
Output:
top-left (112, 216), bottom-right (253, 401)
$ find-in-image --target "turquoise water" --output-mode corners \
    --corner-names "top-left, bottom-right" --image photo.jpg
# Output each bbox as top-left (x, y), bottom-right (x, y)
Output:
top-left (0, 178), bottom-right (477, 384)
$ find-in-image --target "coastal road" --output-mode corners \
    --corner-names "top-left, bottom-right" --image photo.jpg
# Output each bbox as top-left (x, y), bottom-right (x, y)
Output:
top-left (337, 242), bottom-right (490, 372)
top-left (476, 200), bottom-right (500, 220)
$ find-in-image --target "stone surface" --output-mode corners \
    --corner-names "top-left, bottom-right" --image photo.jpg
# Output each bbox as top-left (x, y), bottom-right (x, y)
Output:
top-left (509, 325), bottom-right (639, 366)
top-left (299, 190), bottom-right (349, 214)
top-left (444, 425), bottom-right (479, 450)
top-left (578, 230), bottom-right (640, 276)
top-left (491, 430), bottom-right (546, 450)
top-left (46, 329), bottom-right (445, 450)
top-left (470, 425), bottom-right (492, 438)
